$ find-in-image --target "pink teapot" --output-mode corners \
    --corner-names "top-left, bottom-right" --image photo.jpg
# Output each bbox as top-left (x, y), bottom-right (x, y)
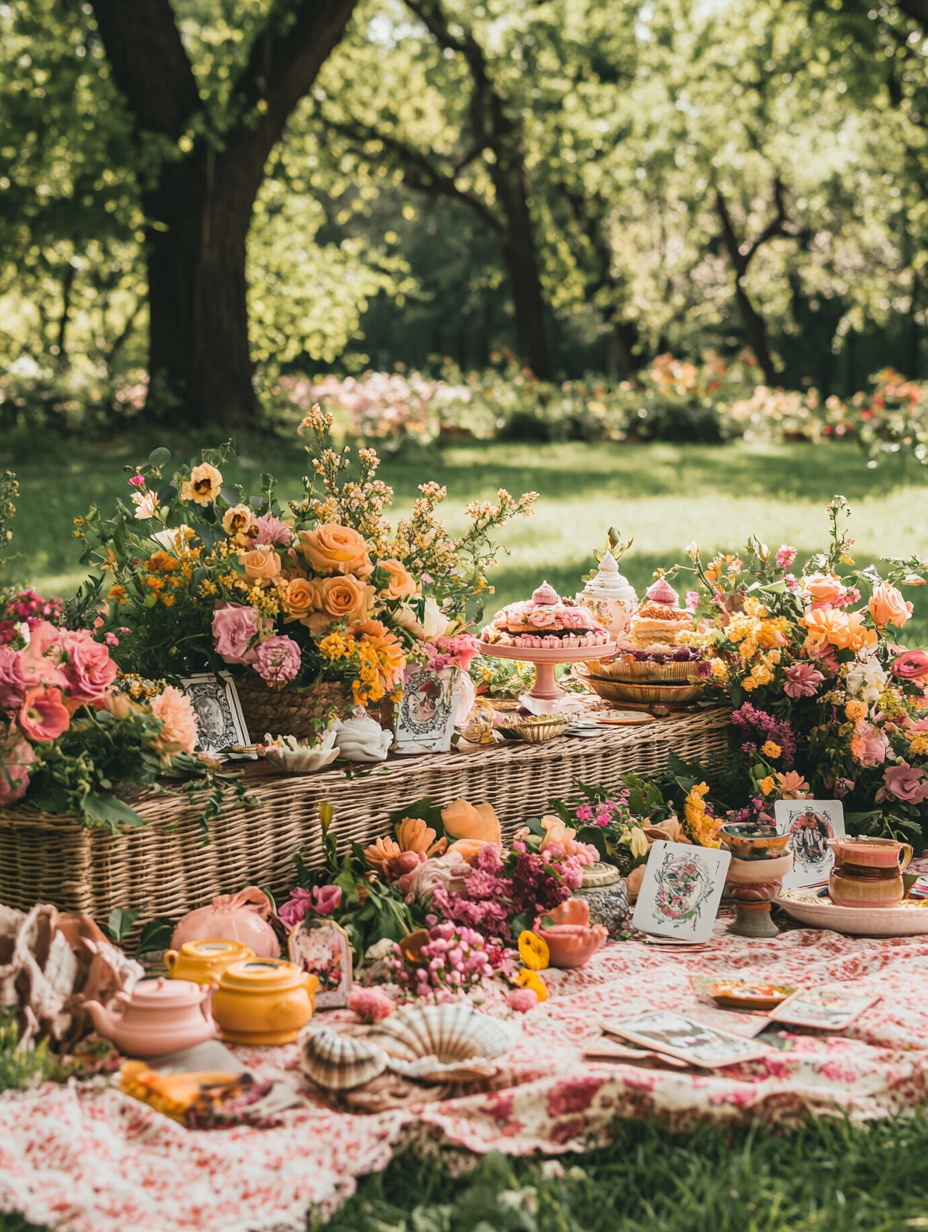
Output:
top-left (533, 899), bottom-right (608, 969)
top-left (171, 887), bottom-right (281, 958)
top-left (83, 977), bottom-right (217, 1057)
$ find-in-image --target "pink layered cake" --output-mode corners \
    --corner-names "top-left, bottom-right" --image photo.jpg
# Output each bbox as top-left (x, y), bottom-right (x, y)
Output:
top-left (481, 581), bottom-right (611, 649)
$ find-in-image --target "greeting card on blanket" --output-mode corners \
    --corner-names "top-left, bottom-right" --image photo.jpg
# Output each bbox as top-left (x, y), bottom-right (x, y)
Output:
top-left (631, 840), bottom-right (731, 943)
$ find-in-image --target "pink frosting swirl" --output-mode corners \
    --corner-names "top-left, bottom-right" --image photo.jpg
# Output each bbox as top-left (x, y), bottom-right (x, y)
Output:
top-left (531, 581), bottom-right (559, 606)
top-left (645, 577), bottom-right (678, 606)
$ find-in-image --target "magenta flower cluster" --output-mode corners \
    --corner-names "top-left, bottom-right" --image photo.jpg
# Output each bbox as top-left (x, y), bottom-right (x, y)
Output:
top-left (2, 589), bottom-right (63, 629)
top-left (574, 788), bottom-right (632, 828)
top-left (392, 919), bottom-right (494, 995)
top-left (422, 633), bottom-right (480, 672)
top-left (431, 841), bottom-right (583, 939)
top-left (731, 702), bottom-right (796, 764)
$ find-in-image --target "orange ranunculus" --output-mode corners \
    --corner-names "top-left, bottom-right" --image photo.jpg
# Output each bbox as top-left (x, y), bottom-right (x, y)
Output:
top-left (869, 581), bottom-right (912, 630)
top-left (802, 606), bottom-right (853, 651)
top-left (377, 558), bottom-right (418, 600)
top-left (805, 572), bottom-right (845, 606)
top-left (300, 524), bottom-right (373, 576)
top-left (441, 797), bottom-right (502, 844)
top-left (280, 577), bottom-right (316, 622)
top-left (240, 545), bottom-right (282, 585)
top-left (349, 618), bottom-right (406, 685)
top-left (180, 462), bottom-right (222, 506)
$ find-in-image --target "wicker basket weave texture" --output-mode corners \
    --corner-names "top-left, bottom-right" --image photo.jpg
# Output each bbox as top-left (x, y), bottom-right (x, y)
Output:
top-left (236, 675), bottom-right (353, 742)
top-left (0, 709), bottom-right (730, 931)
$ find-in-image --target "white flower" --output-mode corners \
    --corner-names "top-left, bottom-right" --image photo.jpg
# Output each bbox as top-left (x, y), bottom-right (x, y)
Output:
top-left (845, 656), bottom-right (887, 703)
top-left (422, 596), bottom-right (450, 640)
top-left (132, 491), bottom-right (159, 520)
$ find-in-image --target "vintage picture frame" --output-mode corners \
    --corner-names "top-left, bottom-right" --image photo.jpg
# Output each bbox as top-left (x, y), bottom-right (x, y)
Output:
top-left (602, 1010), bottom-right (770, 1068)
top-left (288, 917), bottom-right (353, 1009)
top-left (631, 840), bottom-right (731, 943)
top-left (767, 987), bottom-right (880, 1031)
top-left (393, 664), bottom-right (458, 755)
top-left (774, 800), bottom-right (845, 890)
top-left (180, 672), bottom-right (250, 758)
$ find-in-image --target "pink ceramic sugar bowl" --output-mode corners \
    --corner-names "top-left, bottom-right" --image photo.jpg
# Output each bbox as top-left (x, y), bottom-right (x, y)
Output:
top-left (170, 887), bottom-right (281, 958)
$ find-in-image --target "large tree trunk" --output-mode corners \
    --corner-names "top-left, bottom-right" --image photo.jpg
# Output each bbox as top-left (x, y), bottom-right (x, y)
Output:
top-left (145, 146), bottom-right (263, 428)
top-left (495, 169), bottom-right (552, 380)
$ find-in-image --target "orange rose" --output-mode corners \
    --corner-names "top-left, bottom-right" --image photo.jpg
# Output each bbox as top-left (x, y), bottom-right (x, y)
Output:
top-left (805, 573), bottom-right (845, 605)
top-left (300, 524), bottom-right (373, 576)
top-left (240, 545), bottom-right (282, 585)
top-left (869, 581), bottom-right (912, 630)
top-left (281, 577), bottom-right (316, 622)
top-left (181, 463), bottom-right (222, 506)
top-left (802, 607), bottom-right (852, 651)
top-left (377, 558), bottom-right (418, 600)
top-left (302, 576), bottom-right (372, 634)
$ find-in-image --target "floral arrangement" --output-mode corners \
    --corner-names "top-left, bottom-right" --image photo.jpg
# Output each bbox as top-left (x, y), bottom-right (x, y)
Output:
top-left (390, 919), bottom-right (495, 997)
top-left (670, 496), bottom-right (928, 839)
top-left (76, 412), bottom-right (534, 718)
top-left (0, 590), bottom-right (245, 828)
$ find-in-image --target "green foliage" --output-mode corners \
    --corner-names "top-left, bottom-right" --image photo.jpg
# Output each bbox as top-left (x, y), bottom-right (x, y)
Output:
top-left (0, 1013), bottom-right (58, 1094)
top-left (321, 1115), bottom-right (928, 1232)
top-left (0, 471), bottom-right (19, 575)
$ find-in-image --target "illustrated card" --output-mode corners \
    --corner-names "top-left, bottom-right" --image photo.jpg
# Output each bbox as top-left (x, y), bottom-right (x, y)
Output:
top-left (773, 800), bottom-right (845, 889)
top-left (602, 1010), bottom-right (770, 1068)
top-left (631, 840), bottom-right (731, 943)
top-left (180, 672), bottom-right (250, 759)
top-left (766, 987), bottom-right (880, 1031)
top-left (288, 917), bottom-right (353, 1009)
top-left (394, 665), bottom-right (457, 755)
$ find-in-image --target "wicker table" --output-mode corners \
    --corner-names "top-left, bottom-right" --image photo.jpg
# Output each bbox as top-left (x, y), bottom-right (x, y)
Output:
top-left (0, 709), bottom-right (730, 933)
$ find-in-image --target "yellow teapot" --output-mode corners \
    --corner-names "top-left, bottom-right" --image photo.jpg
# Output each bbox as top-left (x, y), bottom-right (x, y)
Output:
top-left (163, 939), bottom-right (256, 985)
top-left (212, 958), bottom-right (319, 1045)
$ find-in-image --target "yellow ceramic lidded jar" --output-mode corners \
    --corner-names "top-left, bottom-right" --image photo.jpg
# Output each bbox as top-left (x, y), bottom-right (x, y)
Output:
top-left (212, 958), bottom-right (319, 1045)
top-left (163, 939), bottom-right (256, 985)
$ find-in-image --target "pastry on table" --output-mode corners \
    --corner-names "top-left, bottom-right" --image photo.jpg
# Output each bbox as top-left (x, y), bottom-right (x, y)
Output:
top-left (481, 581), bottom-right (611, 649)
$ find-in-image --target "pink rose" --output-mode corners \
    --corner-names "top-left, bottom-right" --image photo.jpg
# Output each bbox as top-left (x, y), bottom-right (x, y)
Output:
top-left (0, 645), bottom-right (38, 707)
top-left (19, 686), bottom-right (70, 743)
top-left (253, 635), bottom-right (302, 686)
top-left (876, 761), bottom-right (928, 805)
top-left (805, 573), bottom-right (846, 608)
top-left (212, 605), bottom-right (260, 665)
top-left (0, 738), bottom-right (36, 805)
top-left (278, 888), bottom-right (313, 931)
top-left (311, 884), bottom-right (342, 916)
top-left (849, 720), bottom-right (889, 767)
top-left (0, 621), bottom-right (16, 646)
top-left (58, 629), bottom-right (118, 705)
top-left (782, 662), bottom-right (825, 699)
top-left (892, 650), bottom-right (928, 683)
top-left (18, 621), bottom-right (69, 691)
top-left (776, 545), bottom-right (797, 570)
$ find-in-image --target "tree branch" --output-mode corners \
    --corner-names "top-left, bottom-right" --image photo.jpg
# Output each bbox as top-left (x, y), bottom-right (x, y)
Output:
top-left (898, 0), bottom-right (928, 28)
top-left (89, 0), bottom-right (201, 140)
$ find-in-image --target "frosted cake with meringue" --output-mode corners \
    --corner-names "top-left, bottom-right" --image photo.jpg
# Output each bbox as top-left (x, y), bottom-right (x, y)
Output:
top-left (481, 581), bottom-right (611, 649)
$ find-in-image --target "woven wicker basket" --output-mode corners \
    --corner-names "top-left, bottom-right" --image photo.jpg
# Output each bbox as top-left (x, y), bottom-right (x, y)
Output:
top-left (236, 675), bottom-right (352, 742)
top-left (0, 709), bottom-right (730, 938)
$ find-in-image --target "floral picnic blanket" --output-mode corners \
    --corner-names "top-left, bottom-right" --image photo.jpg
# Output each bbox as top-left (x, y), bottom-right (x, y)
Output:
top-left (3, 915), bottom-right (928, 1232)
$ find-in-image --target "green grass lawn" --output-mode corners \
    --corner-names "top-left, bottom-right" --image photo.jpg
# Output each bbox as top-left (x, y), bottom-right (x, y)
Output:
top-left (5, 431), bottom-right (928, 643)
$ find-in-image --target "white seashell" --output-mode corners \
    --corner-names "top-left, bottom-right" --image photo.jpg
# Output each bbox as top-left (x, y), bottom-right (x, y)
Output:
top-left (300, 1025), bottom-right (388, 1091)
top-left (367, 1004), bottom-right (519, 1082)
top-left (262, 727), bottom-right (339, 774)
top-left (333, 708), bottom-right (393, 763)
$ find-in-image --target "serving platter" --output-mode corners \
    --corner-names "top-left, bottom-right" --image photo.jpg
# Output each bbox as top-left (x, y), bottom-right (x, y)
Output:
top-left (775, 890), bottom-right (928, 937)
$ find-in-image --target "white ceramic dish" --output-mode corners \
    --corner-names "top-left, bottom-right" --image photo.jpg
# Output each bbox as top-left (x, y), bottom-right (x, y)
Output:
top-left (775, 890), bottom-right (928, 937)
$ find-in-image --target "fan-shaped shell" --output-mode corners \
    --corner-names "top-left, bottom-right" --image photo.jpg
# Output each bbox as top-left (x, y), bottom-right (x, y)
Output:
top-left (367, 1004), bottom-right (519, 1084)
top-left (300, 1026), bottom-right (387, 1091)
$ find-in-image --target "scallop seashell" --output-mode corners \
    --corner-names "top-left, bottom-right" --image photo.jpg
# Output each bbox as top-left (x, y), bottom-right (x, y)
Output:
top-left (367, 1004), bottom-right (519, 1080)
top-left (300, 1026), bottom-right (388, 1091)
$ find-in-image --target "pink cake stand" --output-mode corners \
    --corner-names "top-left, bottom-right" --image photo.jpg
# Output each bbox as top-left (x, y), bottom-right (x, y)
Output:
top-left (476, 640), bottom-right (616, 715)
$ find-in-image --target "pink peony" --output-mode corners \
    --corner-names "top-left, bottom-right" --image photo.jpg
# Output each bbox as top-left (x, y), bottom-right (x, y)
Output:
top-left (253, 635), bottom-right (302, 686)
top-left (0, 737), bottom-right (36, 805)
top-left (876, 761), bottom-right (928, 805)
top-left (0, 645), bottom-right (37, 707)
top-left (57, 629), bottom-right (118, 705)
top-left (850, 720), bottom-right (889, 767)
top-left (149, 685), bottom-right (198, 754)
top-left (18, 621), bottom-right (69, 691)
top-left (783, 662), bottom-right (825, 699)
top-left (892, 650), bottom-right (928, 683)
top-left (212, 604), bottom-right (260, 665)
top-left (776, 545), bottom-right (797, 570)
top-left (507, 987), bottom-right (539, 1013)
top-left (252, 515), bottom-right (295, 546)
top-left (348, 986), bottom-right (394, 1024)
top-left (18, 686), bottom-right (70, 743)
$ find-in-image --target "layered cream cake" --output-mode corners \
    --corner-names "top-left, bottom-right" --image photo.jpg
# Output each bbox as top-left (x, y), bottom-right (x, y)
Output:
top-left (618, 576), bottom-right (692, 652)
top-left (481, 581), bottom-right (611, 649)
